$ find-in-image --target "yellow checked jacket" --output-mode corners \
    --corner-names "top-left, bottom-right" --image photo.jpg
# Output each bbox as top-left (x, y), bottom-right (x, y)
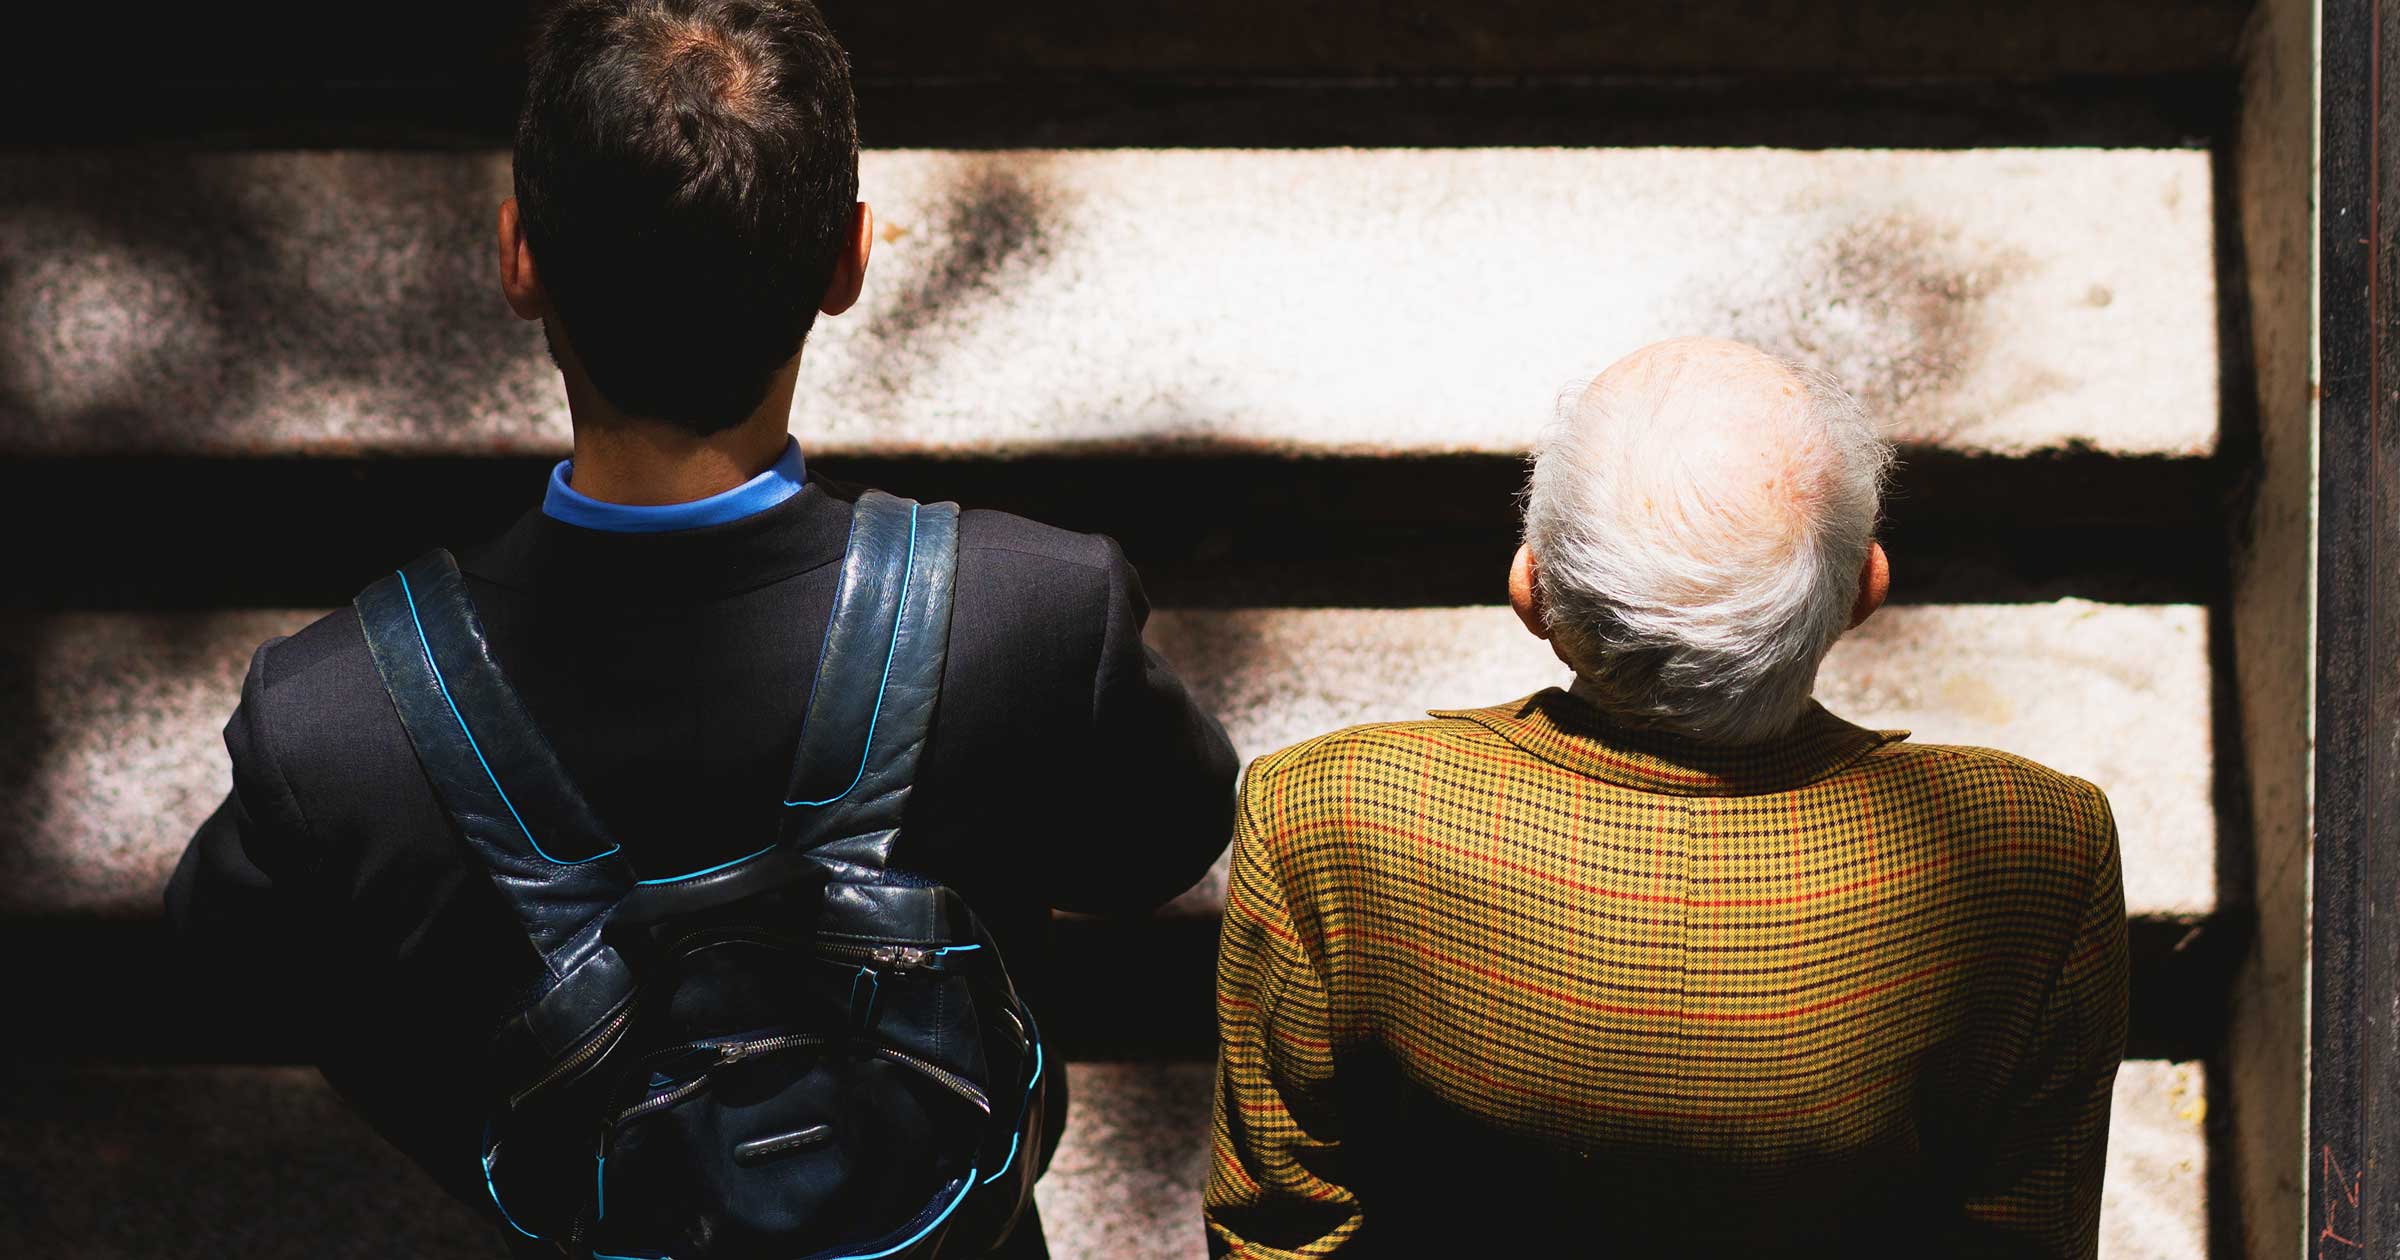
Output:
top-left (1204, 689), bottom-right (2127, 1259)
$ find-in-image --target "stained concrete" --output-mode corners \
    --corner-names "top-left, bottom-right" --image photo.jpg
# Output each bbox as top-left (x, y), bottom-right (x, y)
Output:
top-left (0, 602), bottom-right (2213, 921)
top-left (0, 1060), bottom-right (2198, 1257)
top-left (0, 149), bottom-right (2214, 459)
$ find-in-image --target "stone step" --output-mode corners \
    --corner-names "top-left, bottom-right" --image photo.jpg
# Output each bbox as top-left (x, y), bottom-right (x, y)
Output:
top-left (0, 1059), bottom-right (2210, 1258)
top-left (13, 0), bottom-right (2254, 89)
top-left (0, 148), bottom-right (2215, 460)
top-left (0, 3), bottom-right (2255, 150)
top-left (0, 602), bottom-right (2215, 922)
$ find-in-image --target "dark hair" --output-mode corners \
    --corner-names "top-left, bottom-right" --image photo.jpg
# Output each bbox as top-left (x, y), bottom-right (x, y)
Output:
top-left (515, 0), bottom-right (859, 436)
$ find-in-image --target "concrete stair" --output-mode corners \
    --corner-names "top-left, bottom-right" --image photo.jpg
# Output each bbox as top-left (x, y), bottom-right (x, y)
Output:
top-left (0, 5), bottom-right (2261, 1254)
top-left (0, 149), bottom-right (2214, 458)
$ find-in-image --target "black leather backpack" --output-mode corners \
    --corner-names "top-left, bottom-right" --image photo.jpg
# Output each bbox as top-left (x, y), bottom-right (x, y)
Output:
top-left (354, 490), bottom-right (1047, 1260)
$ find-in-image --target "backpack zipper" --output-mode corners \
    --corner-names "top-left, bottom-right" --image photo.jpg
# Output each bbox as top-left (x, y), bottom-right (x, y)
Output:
top-left (872, 1046), bottom-right (992, 1114)
top-left (613, 1033), bottom-right (830, 1125)
top-left (609, 1035), bottom-right (990, 1125)
top-left (816, 941), bottom-right (944, 972)
top-left (509, 1001), bottom-right (636, 1109)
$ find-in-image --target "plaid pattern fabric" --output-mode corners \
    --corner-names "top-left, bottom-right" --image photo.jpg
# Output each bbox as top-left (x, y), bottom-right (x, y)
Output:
top-left (1204, 688), bottom-right (2127, 1258)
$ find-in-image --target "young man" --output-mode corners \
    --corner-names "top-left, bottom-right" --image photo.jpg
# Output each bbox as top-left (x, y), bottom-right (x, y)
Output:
top-left (165, 3), bottom-right (1237, 1255)
top-left (1205, 338), bottom-right (2128, 1258)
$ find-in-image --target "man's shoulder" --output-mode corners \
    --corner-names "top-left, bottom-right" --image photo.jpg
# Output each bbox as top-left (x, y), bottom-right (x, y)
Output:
top-left (1853, 738), bottom-right (2119, 849)
top-left (245, 603), bottom-right (377, 707)
top-left (1862, 738), bottom-right (2111, 804)
top-left (954, 505), bottom-right (1119, 574)
top-left (1239, 714), bottom-right (1514, 811)
top-left (221, 601), bottom-right (425, 824)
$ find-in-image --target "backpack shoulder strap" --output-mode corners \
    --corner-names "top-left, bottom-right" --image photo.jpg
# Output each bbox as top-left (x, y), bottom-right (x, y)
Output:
top-left (354, 549), bottom-right (632, 977)
top-left (779, 490), bottom-right (960, 864)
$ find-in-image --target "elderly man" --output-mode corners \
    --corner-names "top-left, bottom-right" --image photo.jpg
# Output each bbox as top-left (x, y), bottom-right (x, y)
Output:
top-left (1203, 338), bottom-right (2128, 1258)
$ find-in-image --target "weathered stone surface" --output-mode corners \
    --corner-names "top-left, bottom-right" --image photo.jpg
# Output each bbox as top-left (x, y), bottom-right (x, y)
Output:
top-left (2099, 1060), bottom-right (2214, 1260)
top-left (0, 602), bottom-right (2213, 920)
top-left (0, 1060), bottom-right (2206, 1257)
top-left (1035, 1063), bottom-right (1218, 1259)
top-left (0, 149), bottom-right (2214, 459)
top-left (0, 611), bottom-right (300, 920)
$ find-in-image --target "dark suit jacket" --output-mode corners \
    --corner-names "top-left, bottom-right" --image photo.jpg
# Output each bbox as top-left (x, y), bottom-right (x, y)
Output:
top-left (166, 475), bottom-right (1239, 1251)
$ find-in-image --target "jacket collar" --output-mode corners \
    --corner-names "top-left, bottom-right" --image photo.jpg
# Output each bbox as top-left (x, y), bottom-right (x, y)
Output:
top-left (458, 472), bottom-right (859, 604)
top-left (1434, 688), bottom-right (1907, 797)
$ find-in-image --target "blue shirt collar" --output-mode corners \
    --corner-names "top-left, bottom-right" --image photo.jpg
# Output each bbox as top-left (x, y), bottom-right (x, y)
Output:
top-left (542, 438), bottom-right (806, 534)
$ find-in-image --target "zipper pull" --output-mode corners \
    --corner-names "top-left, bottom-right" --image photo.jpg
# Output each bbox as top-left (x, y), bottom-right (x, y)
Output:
top-left (870, 945), bottom-right (933, 972)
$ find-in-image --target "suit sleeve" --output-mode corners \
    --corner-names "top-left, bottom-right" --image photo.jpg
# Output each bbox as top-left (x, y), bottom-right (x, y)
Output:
top-left (1046, 537), bottom-right (1238, 914)
top-left (1203, 759), bottom-right (1360, 1257)
top-left (1951, 784), bottom-right (2129, 1259)
top-left (164, 639), bottom-right (329, 1053)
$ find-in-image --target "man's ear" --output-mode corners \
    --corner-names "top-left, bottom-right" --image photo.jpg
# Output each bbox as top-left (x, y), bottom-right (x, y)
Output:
top-left (497, 198), bottom-right (545, 322)
top-left (1849, 540), bottom-right (1891, 629)
top-left (1510, 543), bottom-right (1550, 640)
top-left (819, 200), bottom-right (873, 317)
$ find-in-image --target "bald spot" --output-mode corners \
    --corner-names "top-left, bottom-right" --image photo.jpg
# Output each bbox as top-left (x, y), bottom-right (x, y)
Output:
top-left (1577, 337), bottom-right (1832, 563)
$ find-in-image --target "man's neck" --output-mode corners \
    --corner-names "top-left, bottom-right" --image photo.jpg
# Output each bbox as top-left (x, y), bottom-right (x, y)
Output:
top-left (559, 350), bottom-right (803, 506)
top-left (566, 417), bottom-right (792, 506)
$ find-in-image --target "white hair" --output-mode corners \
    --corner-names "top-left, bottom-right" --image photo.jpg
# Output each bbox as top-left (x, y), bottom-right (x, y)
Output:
top-left (1523, 350), bottom-right (1893, 744)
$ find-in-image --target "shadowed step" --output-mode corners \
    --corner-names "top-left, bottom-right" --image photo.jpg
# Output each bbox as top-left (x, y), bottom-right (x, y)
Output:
top-left (0, 1060), bottom-right (2209, 1258)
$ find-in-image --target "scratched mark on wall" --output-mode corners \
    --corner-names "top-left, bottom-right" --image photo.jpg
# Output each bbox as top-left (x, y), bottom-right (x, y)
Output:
top-left (2319, 1145), bottom-right (2364, 1253)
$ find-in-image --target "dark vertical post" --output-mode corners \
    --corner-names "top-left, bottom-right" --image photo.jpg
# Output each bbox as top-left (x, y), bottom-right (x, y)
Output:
top-left (2315, 0), bottom-right (2400, 1254)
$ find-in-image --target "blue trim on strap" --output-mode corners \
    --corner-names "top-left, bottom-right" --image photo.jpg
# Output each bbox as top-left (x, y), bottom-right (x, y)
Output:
top-left (544, 437), bottom-right (805, 534)
top-left (828, 1171), bottom-right (977, 1260)
top-left (398, 570), bottom-right (618, 866)
top-left (980, 1132), bottom-right (1022, 1188)
top-left (632, 842), bottom-right (778, 886)
top-left (480, 1137), bottom-right (543, 1241)
top-left (784, 503), bottom-right (920, 809)
top-left (981, 1036), bottom-right (1045, 1186)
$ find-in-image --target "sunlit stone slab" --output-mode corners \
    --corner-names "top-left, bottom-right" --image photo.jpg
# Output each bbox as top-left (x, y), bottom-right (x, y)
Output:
top-left (0, 602), bottom-right (2210, 921)
top-left (0, 149), bottom-right (2213, 457)
top-left (0, 1061), bottom-right (2202, 1257)
top-left (2100, 1060), bottom-right (2213, 1260)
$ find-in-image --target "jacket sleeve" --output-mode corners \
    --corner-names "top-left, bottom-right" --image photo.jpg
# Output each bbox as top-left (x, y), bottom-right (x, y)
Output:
top-left (164, 639), bottom-right (325, 1021)
top-left (1951, 784), bottom-right (2129, 1259)
top-left (1203, 759), bottom-right (1360, 1257)
top-left (1047, 537), bottom-right (1238, 914)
